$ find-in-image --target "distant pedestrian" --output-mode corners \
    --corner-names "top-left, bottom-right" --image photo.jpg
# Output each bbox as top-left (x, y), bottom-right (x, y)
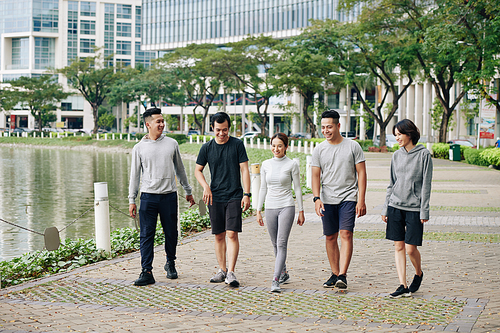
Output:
top-left (256, 133), bottom-right (305, 293)
top-left (195, 112), bottom-right (251, 287)
top-left (312, 110), bottom-right (367, 290)
top-left (129, 108), bottom-right (195, 286)
top-left (381, 119), bottom-right (433, 298)
top-left (495, 137), bottom-right (500, 148)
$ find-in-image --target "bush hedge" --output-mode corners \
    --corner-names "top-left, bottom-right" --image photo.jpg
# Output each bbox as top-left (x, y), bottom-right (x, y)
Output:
top-left (463, 148), bottom-right (489, 166)
top-left (479, 148), bottom-right (500, 166)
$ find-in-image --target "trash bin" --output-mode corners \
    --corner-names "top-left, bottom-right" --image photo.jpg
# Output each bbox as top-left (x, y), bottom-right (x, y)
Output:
top-left (449, 144), bottom-right (461, 161)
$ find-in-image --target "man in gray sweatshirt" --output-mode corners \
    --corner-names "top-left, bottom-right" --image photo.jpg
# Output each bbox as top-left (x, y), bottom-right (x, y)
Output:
top-left (129, 108), bottom-right (195, 286)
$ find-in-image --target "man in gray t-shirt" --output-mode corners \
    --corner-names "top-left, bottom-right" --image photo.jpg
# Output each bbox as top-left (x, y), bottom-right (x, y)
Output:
top-left (312, 110), bottom-right (367, 290)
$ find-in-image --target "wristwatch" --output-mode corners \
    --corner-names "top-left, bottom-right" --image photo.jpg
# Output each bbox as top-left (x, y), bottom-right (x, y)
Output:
top-left (313, 196), bottom-right (321, 203)
top-left (244, 193), bottom-right (252, 197)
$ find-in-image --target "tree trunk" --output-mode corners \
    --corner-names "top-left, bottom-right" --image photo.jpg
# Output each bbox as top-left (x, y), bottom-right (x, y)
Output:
top-left (92, 104), bottom-right (99, 134)
top-left (192, 106), bottom-right (203, 133)
top-left (255, 97), bottom-right (269, 137)
top-left (302, 92), bottom-right (316, 138)
top-left (439, 109), bottom-right (451, 143)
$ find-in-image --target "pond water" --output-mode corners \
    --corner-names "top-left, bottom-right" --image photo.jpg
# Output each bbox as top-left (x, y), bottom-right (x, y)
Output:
top-left (0, 146), bottom-right (207, 262)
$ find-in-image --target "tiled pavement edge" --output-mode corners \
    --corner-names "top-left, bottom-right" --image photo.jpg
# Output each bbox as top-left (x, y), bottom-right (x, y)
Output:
top-left (1, 153), bottom-right (499, 332)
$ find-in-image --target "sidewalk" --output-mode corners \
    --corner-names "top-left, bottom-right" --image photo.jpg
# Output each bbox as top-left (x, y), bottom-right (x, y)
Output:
top-left (1, 153), bottom-right (499, 333)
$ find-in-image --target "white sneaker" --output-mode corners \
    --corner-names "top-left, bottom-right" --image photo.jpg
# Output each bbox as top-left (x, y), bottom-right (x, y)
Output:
top-left (225, 271), bottom-right (240, 287)
top-left (271, 279), bottom-right (281, 293)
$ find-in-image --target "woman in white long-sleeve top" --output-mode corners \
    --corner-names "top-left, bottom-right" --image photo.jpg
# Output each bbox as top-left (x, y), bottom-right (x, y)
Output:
top-left (256, 133), bottom-right (305, 293)
top-left (381, 119), bottom-right (433, 298)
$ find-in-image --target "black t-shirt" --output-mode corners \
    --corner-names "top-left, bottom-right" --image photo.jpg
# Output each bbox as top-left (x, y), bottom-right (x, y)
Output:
top-left (196, 136), bottom-right (249, 203)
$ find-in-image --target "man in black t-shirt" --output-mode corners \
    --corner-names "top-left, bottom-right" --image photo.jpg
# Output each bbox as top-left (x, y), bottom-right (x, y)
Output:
top-left (195, 112), bottom-right (251, 287)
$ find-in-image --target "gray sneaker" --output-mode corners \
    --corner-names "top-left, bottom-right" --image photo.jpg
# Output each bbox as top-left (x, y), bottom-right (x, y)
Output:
top-left (225, 271), bottom-right (240, 287)
top-left (271, 280), bottom-right (281, 293)
top-left (279, 271), bottom-right (290, 284)
top-left (210, 269), bottom-right (227, 283)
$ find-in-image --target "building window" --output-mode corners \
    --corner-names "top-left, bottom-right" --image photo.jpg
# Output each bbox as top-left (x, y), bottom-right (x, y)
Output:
top-left (34, 37), bottom-right (55, 69)
top-left (80, 39), bottom-right (96, 53)
top-left (135, 6), bottom-right (142, 38)
top-left (135, 42), bottom-right (156, 68)
top-left (33, 0), bottom-right (59, 32)
top-left (11, 38), bottom-right (29, 70)
top-left (116, 41), bottom-right (131, 55)
top-left (81, 1), bottom-right (96, 17)
top-left (67, 3), bottom-right (78, 64)
top-left (117, 22), bottom-right (132, 37)
top-left (117, 4), bottom-right (132, 19)
top-left (80, 20), bottom-right (96, 35)
top-left (116, 59), bottom-right (131, 67)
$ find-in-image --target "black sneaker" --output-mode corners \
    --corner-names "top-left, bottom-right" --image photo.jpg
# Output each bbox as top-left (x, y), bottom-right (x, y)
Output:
top-left (409, 272), bottom-right (423, 293)
top-left (390, 285), bottom-right (411, 298)
top-left (323, 273), bottom-right (338, 288)
top-left (335, 274), bottom-right (347, 289)
top-left (164, 261), bottom-right (178, 279)
top-left (134, 269), bottom-right (155, 286)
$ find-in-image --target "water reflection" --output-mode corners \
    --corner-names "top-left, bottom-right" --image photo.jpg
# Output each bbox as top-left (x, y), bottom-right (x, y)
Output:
top-left (0, 146), bottom-right (206, 261)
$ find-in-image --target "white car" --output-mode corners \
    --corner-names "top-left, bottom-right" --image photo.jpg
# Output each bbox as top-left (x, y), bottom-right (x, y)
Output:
top-left (373, 134), bottom-right (399, 148)
top-left (239, 131), bottom-right (261, 140)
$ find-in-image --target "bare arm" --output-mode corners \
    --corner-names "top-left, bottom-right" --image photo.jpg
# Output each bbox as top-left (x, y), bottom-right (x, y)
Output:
top-left (195, 163), bottom-right (212, 206)
top-left (312, 166), bottom-right (324, 217)
top-left (355, 161), bottom-right (367, 218)
top-left (240, 161), bottom-right (251, 212)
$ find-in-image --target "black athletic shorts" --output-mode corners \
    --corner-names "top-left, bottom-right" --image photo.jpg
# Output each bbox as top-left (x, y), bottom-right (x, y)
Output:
top-left (208, 199), bottom-right (242, 234)
top-left (386, 206), bottom-right (423, 246)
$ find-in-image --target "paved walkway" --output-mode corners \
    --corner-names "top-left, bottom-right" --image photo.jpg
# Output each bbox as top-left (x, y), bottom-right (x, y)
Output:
top-left (1, 153), bottom-right (499, 332)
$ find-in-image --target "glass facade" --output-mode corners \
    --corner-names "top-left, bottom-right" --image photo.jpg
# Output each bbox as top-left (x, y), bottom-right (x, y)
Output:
top-left (116, 40), bottom-right (132, 55)
top-left (142, 0), bottom-right (359, 48)
top-left (104, 3), bottom-right (115, 62)
top-left (33, 0), bottom-right (58, 32)
top-left (117, 4), bottom-right (132, 19)
top-left (80, 20), bottom-right (96, 35)
top-left (135, 42), bottom-right (155, 68)
top-left (12, 38), bottom-right (29, 69)
top-left (117, 22), bottom-right (132, 37)
top-left (80, 38), bottom-right (96, 53)
top-left (34, 37), bottom-right (55, 69)
top-left (80, 1), bottom-right (96, 17)
top-left (68, 1), bottom-right (78, 64)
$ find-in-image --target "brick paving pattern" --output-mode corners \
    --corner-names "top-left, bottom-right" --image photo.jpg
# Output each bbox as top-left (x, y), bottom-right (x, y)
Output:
top-left (1, 152), bottom-right (499, 332)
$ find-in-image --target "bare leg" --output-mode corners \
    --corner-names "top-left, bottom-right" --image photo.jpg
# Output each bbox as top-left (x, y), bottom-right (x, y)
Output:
top-left (226, 230), bottom-right (239, 272)
top-left (325, 233), bottom-right (340, 275)
top-left (406, 244), bottom-right (422, 276)
top-left (339, 230), bottom-right (353, 275)
top-left (394, 241), bottom-right (407, 287)
top-left (214, 232), bottom-right (227, 271)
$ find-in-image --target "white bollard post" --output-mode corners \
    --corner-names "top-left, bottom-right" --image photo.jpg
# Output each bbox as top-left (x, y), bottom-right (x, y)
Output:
top-left (112, 133), bottom-right (115, 140)
top-left (304, 141), bottom-right (309, 155)
top-left (17, 132), bottom-right (20, 138)
top-left (244, 138), bottom-right (247, 147)
top-left (94, 182), bottom-right (111, 253)
top-left (41, 132), bottom-right (44, 138)
top-left (57, 132), bottom-right (60, 138)
top-left (250, 138), bottom-right (254, 149)
top-left (203, 136), bottom-right (206, 144)
top-left (306, 155), bottom-right (312, 189)
top-left (135, 137), bottom-right (138, 142)
top-left (120, 133), bottom-right (123, 140)
top-left (263, 138), bottom-right (267, 150)
top-left (189, 136), bottom-right (193, 144)
top-left (96, 133), bottom-right (99, 140)
top-left (49, 132), bottom-right (52, 138)
top-left (65, 132), bottom-right (68, 137)
top-left (251, 163), bottom-right (261, 210)
top-left (104, 133), bottom-right (108, 140)
top-left (197, 136), bottom-right (200, 144)
top-left (127, 133), bottom-right (130, 141)
top-left (257, 138), bottom-right (261, 149)
top-left (290, 140), bottom-right (294, 152)
top-left (81, 133), bottom-right (84, 137)
top-left (73, 132), bottom-right (76, 137)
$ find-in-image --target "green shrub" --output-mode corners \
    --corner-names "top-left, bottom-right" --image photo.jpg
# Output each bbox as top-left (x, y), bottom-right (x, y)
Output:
top-left (355, 140), bottom-right (373, 151)
top-left (165, 133), bottom-right (188, 144)
top-left (480, 148), bottom-right (500, 166)
top-left (61, 135), bottom-right (93, 142)
top-left (463, 148), bottom-right (489, 166)
top-left (432, 143), bottom-right (449, 159)
top-left (135, 133), bottom-right (146, 140)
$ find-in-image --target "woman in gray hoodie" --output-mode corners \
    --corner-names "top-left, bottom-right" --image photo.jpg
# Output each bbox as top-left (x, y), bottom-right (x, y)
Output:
top-left (381, 119), bottom-right (433, 298)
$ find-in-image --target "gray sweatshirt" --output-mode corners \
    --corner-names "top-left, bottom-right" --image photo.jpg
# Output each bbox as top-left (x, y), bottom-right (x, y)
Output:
top-left (381, 144), bottom-right (433, 220)
top-left (128, 134), bottom-right (192, 204)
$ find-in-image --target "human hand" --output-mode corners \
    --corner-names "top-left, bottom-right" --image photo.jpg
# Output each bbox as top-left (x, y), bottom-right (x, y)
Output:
top-left (297, 211), bottom-right (305, 226)
top-left (129, 204), bottom-right (137, 218)
top-left (186, 195), bottom-right (195, 208)
top-left (356, 201), bottom-right (366, 218)
top-left (381, 215), bottom-right (387, 223)
top-left (421, 219), bottom-right (428, 224)
top-left (202, 186), bottom-right (212, 206)
top-left (315, 200), bottom-right (324, 217)
top-left (257, 211), bottom-right (264, 226)
top-left (241, 196), bottom-right (251, 212)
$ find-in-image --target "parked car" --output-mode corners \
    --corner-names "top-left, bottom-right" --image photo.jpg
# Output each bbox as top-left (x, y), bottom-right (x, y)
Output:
top-left (187, 129), bottom-right (200, 136)
top-left (238, 131), bottom-right (261, 140)
top-left (289, 132), bottom-right (311, 139)
top-left (341, 131), bottom-right (358, 140)
top-left (12, 128), bottom-right (33, 134)
top-left (373, 134), bottom-right (399, 148)
top-left (447, 139), bottom-right (476, 148)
